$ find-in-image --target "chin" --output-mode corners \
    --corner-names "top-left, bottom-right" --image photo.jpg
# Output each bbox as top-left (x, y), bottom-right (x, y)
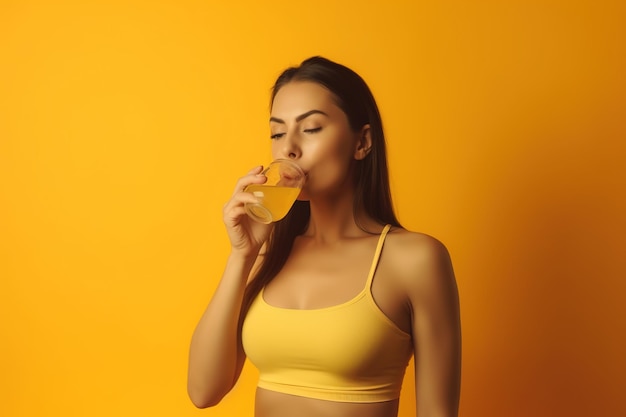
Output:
top-left (296, 191), bottom-right (310, 202)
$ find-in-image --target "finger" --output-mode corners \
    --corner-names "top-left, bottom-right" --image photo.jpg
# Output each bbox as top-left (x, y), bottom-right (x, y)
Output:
top-left (223, 192), bottom-right (263, 217)
top-left (248, 165), bottom-right (264, 174)
top-left (223, 206), bottom-right (249, 223)
top-left (230, 189), bottom-right (264, 205)
top-left (231, 168), bottom-right (268, 197)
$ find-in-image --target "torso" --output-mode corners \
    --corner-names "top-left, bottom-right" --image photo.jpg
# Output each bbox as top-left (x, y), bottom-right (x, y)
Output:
top-left (250, 226), bottom-right (417, 417)
top-left (263, 227), bottom-right (412, 333)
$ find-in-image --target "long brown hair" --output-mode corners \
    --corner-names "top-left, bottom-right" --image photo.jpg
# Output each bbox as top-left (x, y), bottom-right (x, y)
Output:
top-left (242, 56), bottom-right (401, 313)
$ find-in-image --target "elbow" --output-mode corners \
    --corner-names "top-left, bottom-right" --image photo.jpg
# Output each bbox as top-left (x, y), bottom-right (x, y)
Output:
top-left (187, 385), bottom-right (228, 409)
top-left (190, 398), bottom-right (217, 409)
top-left (188, 391), bottom-right (224, 409)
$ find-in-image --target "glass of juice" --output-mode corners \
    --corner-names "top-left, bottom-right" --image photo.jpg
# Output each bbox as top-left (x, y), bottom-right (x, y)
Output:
top-left (244, 159), bottom-right (306, 224)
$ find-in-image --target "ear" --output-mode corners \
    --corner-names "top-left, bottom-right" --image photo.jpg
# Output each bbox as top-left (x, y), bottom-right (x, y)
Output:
top-left (354, 124), bottom-right (372, 160)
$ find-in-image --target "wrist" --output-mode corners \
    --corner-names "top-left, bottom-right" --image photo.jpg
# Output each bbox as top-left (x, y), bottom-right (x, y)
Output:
top-left (227, 249), bottom-right (259, 268)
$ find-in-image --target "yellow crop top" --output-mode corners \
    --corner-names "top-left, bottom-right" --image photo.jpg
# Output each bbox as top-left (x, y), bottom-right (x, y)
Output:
top-left (241, 225), bottom-right (414, 403)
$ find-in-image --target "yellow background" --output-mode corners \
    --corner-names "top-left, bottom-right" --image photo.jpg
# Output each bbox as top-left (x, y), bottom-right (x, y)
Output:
top-left (1, 0), bottom-right (625, 416)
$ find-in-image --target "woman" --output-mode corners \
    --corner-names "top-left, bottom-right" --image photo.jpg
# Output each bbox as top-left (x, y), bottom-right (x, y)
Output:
top-left (187, 56), bottom-right (461, 417)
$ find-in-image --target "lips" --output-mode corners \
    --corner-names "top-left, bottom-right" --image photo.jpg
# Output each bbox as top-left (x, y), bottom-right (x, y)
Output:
top-left (282, 169), bottom-right (307, 181)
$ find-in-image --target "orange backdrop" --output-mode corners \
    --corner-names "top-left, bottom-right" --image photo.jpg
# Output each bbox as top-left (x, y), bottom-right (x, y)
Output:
top-left (1, 1), bottom-right (624, 416)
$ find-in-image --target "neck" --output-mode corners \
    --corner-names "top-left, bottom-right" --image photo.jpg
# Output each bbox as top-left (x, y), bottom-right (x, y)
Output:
top-left (303, 193), bottom-right (380, 244)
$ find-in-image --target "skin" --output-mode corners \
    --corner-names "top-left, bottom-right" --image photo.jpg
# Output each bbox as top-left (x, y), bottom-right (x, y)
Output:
top-left (187, 81), bottom-right (461, 417)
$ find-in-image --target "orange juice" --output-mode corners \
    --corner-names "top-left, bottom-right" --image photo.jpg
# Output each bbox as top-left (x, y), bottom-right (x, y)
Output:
top-left (245, 184), bottom-right (301, 223)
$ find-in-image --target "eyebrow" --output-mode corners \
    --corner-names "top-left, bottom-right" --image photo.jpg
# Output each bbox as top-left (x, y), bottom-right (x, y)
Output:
top-left (269, 109), bottom-right (329, 124)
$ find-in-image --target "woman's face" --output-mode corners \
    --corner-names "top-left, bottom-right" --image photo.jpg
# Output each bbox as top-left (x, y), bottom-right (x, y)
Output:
top-left (269, 81), bottom-right (367, 201)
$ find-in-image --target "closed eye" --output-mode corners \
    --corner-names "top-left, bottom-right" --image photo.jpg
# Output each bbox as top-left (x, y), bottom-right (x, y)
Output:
top-left (270, 132), bottom-right (285, 140)
top-left (303, 127), bottom-right (322, 134)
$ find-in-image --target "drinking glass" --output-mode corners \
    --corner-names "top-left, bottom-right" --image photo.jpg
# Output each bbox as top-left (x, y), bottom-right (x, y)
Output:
top-left (244, 159), bottom-right (305, 224)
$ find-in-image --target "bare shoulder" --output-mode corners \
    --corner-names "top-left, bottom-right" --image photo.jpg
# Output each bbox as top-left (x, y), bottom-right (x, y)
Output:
top-left (384, 227), bottom-right (456, 295)
top-left (385, 227), bottom-right (452, 269)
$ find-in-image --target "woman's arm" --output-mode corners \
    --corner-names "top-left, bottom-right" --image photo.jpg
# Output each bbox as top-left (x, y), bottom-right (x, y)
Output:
top-left (187, 252), bottom-right (258, 408)
top-left (187, 165), bottom-right (271, 408)
top-left (407, 236), bottom-right (461, 417)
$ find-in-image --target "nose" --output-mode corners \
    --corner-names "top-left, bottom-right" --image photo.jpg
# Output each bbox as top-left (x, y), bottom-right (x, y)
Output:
top-left (275, 130), bottom-right (301, 160)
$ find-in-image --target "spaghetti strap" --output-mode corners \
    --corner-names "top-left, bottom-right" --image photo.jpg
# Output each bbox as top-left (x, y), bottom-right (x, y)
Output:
top-left (365, 224), bottom-right (392, 289)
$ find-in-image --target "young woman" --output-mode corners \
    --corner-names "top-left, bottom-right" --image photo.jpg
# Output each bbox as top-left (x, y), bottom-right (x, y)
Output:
top-left (187, 56), bottom-right (461, 417)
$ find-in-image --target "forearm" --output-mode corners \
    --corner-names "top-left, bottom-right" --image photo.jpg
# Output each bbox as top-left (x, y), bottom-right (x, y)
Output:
top-left (187, 252), bottom-right (257, 408)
